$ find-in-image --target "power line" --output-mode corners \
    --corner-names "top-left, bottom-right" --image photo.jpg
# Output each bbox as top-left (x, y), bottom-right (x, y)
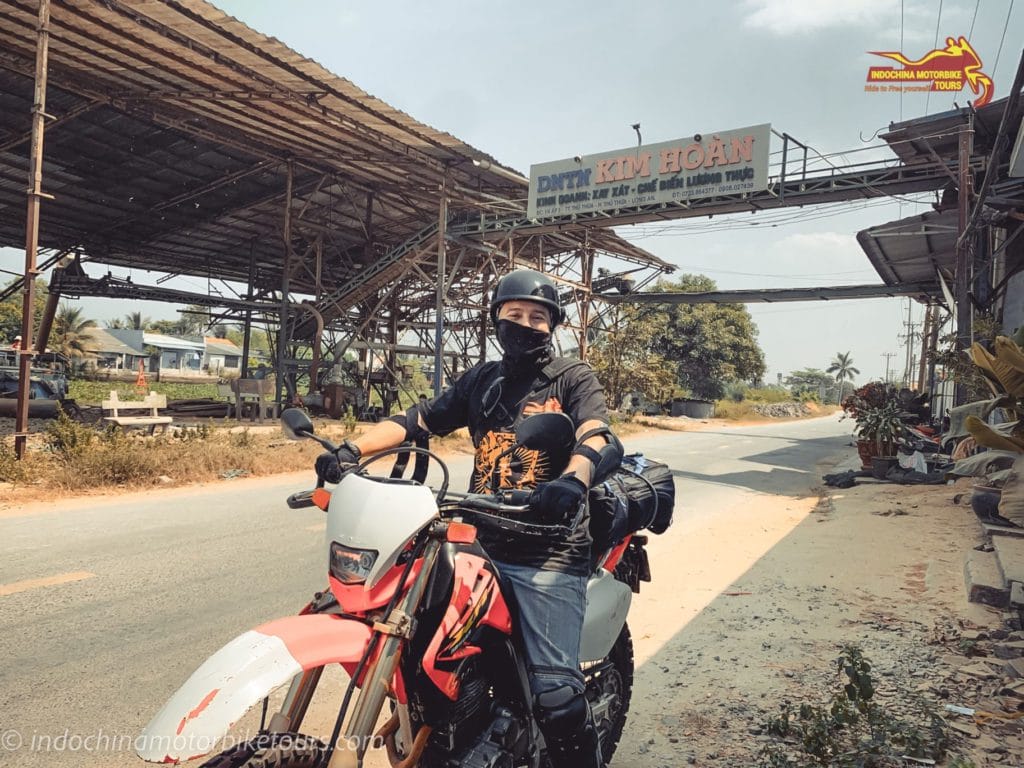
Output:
top-left (901, 0), bottom-right (905, 121)
top-left (969, 0), bottom-right (980, 38)
top-left (925, 0), bottom-right (944, 115)
top-left (993, 0), bottom-right (1016, 75)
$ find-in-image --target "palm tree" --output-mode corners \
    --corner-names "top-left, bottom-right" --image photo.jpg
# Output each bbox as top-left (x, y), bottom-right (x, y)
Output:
top-left (124, 311), bottom-right (150, 330)
top-left (53, 304), bottom-right (97, 360)
top-left (827, 352), bottom-right (860, 403)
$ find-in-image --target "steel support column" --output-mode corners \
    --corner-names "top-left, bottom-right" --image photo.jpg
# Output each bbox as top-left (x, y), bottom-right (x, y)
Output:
top-left (434, 176), bottom-right (448, 398)
top-left (276, 161), bottom-right (293, 409)
top-left (241, 240), bottom-right (256, 378)
top-left (954, 118), bottom-right (974, 406)
top-left (15, 0), bottom-right (51, 459)
top-left (578, 246), bottom-right (594, 360)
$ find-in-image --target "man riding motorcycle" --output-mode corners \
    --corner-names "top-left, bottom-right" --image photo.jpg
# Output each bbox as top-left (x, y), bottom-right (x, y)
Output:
top-left (316, 268), bottom-right (623, 768)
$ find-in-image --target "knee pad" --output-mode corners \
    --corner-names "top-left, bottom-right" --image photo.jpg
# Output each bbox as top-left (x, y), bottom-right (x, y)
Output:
top-left (534, 685), bottom-right (589, 736)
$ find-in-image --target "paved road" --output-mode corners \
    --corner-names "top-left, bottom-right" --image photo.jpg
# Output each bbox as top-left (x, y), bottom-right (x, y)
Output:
top-left (0, 414), bottom-right (849, 767)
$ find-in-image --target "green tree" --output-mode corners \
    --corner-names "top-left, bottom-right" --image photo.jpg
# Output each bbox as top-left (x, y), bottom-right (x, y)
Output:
top-left (647, 274), bottom-right (766, 400)
top-left (52, 304), bottom-right (97, 359)
top-left (177, 304), bottom-right (211, 336)
top-left (827, 351), bottom-right (860, 404)
top-left (147, 319), bottom-right (179, 335)
top-left (785, 368), bottom-right (834, 399)
top-left (589, 304), bottom-right (676, 408)
top-left (225, 325), bottom-right (270, 351)
top-left (0, 279), bottom-right (48, 343)
top-left (146, 305), bottom-right (209, 337)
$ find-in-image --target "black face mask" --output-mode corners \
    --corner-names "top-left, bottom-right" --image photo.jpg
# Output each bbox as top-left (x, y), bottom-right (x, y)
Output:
top-left (496, 319), bottom-right (551, 374)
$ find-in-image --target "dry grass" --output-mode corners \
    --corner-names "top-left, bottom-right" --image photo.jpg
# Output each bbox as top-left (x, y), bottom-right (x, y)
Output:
top-left (0, 403), bottom-right (833, 503)
top-left (0, 413), bottom-right (484, 502)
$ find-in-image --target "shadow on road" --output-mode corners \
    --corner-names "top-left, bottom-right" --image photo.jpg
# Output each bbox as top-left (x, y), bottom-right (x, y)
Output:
top-left (668, 433), bottom-right (850, 495)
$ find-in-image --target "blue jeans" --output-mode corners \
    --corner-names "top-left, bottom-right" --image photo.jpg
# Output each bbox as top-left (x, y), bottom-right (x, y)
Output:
top-left (493, 560), bottom-right (587, 697)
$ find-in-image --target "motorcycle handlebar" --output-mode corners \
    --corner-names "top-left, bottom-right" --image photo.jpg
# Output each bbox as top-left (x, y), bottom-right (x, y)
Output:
top-left (287, 490), bottom-right (317, 509)
top-left (441, 491), bottom-right (576, 538)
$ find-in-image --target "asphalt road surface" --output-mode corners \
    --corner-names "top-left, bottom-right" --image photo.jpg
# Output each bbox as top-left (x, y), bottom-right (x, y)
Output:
top-left (0, 414), bottom-right (850, 767)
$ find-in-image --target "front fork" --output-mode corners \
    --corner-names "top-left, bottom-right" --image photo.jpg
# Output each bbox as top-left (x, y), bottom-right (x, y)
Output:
top-left (268, 590), bottom-right (338, 734)
top-left (266, 536), bottom-right (441, 767)
top-left (330, 537), bottom-right (440, 767)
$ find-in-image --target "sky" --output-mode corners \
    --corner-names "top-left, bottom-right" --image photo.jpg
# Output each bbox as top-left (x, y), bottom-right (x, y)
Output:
top-left (2, 0), bottom-right (1022, 385)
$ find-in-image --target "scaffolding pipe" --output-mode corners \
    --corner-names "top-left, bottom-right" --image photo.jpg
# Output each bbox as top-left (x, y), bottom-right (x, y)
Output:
top-left (15, 0), bottom-right (51, 459)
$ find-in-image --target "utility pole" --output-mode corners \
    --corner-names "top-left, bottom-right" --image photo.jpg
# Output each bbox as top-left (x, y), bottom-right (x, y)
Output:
top-left (917, 305), bottom-right (933, 391)
top-left (881, 352), bottom-right (897, 383)
top-left (897, 299), bottom-right (919, 388)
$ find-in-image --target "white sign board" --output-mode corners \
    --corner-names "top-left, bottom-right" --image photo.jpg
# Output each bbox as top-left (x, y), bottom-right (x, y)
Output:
top-left (527, 123), bottom-right (772, 219)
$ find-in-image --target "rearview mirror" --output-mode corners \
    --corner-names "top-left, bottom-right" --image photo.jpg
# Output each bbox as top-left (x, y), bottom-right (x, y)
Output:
top-left (281, 408), bottom-right (315, 440)
top-left (515, 412), bottom-right (575, 453)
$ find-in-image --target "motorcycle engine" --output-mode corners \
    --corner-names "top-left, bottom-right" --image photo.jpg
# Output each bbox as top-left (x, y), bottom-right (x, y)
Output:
top-left (415, 667), bottom-right (490, 753)
top-left (433, 706), bottom-right (528, 768)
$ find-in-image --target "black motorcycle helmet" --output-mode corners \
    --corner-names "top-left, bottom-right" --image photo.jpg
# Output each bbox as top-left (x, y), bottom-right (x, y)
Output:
top-left (489, 269), bottom-right (564, 329)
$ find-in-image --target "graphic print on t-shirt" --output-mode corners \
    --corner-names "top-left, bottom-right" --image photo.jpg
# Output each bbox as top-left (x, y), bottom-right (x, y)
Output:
top-left (472, 430), bottom-right (554, 493)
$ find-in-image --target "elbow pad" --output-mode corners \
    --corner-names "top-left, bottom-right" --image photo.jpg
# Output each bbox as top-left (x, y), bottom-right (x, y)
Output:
top-left (571, 426), bottom-right (624, 485)
top-left (387, 404), bottom-right (430, 443)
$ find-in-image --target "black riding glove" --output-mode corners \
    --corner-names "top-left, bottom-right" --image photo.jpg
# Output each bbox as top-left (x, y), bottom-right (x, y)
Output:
top-left (314, 441), bottom-right (361, 484)
top-left (528, 473), bottom-right (588, 524)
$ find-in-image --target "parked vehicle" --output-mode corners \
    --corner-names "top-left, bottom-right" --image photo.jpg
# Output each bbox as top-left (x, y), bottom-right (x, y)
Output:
top-left (0, 351), bottom-right (79, 418)
top-left (137, 409), bottom-right (649, 768)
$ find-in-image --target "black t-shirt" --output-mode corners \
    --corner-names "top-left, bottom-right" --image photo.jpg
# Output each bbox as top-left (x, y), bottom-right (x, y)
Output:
top-left (420, 358), bottom-right (609, 576)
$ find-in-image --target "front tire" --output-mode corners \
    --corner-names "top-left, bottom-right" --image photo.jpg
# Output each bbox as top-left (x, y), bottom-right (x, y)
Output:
top-left (198, 732), bottom-right (326, 768)
top-left (585, 624), bottom-right (634, 765)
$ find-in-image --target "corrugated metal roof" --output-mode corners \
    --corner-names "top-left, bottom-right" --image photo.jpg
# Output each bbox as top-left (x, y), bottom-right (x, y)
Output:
top-left (0, 0), bottom-right (666, 314)
top-left (86, 327), bottom-right (147, 355)
top-left (143, 332), bottom-right (205, 350)
top-left (856, 209), bottom-right (957, 288)
top-left (204, 337), bottom-right (241, 355)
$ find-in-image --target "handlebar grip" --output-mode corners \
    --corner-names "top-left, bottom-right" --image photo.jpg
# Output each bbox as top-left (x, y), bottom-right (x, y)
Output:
top-left (501, 489), bottom-right (533, 506)
top-left (287, 490), bottom-right (317, 509)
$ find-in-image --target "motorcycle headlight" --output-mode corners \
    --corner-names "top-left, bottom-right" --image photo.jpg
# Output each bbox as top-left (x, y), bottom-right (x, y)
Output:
top-left (330, 542), bottom-right (378, 585)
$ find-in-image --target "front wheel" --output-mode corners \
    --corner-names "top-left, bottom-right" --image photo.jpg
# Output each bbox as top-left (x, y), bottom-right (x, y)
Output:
top-left (584, 624), bottom-right (634, 765)
top-left (198, 732), bottom-right (326, 768)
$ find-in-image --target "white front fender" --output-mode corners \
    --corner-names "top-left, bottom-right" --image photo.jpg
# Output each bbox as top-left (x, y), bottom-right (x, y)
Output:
top-left (137, 614), bottom-right (371, 763)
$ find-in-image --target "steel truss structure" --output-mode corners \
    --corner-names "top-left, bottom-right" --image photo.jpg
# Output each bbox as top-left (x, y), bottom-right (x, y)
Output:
top-left (2, 0), bottom-right (1018, 442)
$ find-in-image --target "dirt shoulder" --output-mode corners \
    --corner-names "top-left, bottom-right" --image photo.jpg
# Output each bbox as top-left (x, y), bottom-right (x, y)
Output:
top-left (616, 453), bottom-right (1022, 767)
top-left (0, 410), bottom-right (831, 508)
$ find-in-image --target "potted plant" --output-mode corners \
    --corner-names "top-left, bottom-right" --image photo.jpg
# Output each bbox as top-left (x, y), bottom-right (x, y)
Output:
top-left (856, 402), bottom-right (905, 479)
top-left (842, 381), bottom-right (898, 468)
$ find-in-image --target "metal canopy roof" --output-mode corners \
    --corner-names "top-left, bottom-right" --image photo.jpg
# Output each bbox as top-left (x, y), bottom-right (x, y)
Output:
top-left (881, 96), bottom-right (1018, 166)
top-left (856, 209), bottom-right (957, 288)
top-left (0, 0), bottom-right (665, 306)
top-left (859, 94), bottom-right (1024, 299)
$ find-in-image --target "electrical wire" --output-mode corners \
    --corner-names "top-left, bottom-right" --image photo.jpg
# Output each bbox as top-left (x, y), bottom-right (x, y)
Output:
top-left (993, 0), bottom-right (1015, 76)
top-left (969, 0), bottom-right (980, 38)
top-left (925, 0), bottom-right (944, 115)
top-left (623, 194), bottom-right (933, 240)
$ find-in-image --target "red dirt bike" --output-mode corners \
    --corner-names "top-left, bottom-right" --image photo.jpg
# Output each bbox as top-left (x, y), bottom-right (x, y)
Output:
top-left (137, 409), bottom-right (650, 767)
